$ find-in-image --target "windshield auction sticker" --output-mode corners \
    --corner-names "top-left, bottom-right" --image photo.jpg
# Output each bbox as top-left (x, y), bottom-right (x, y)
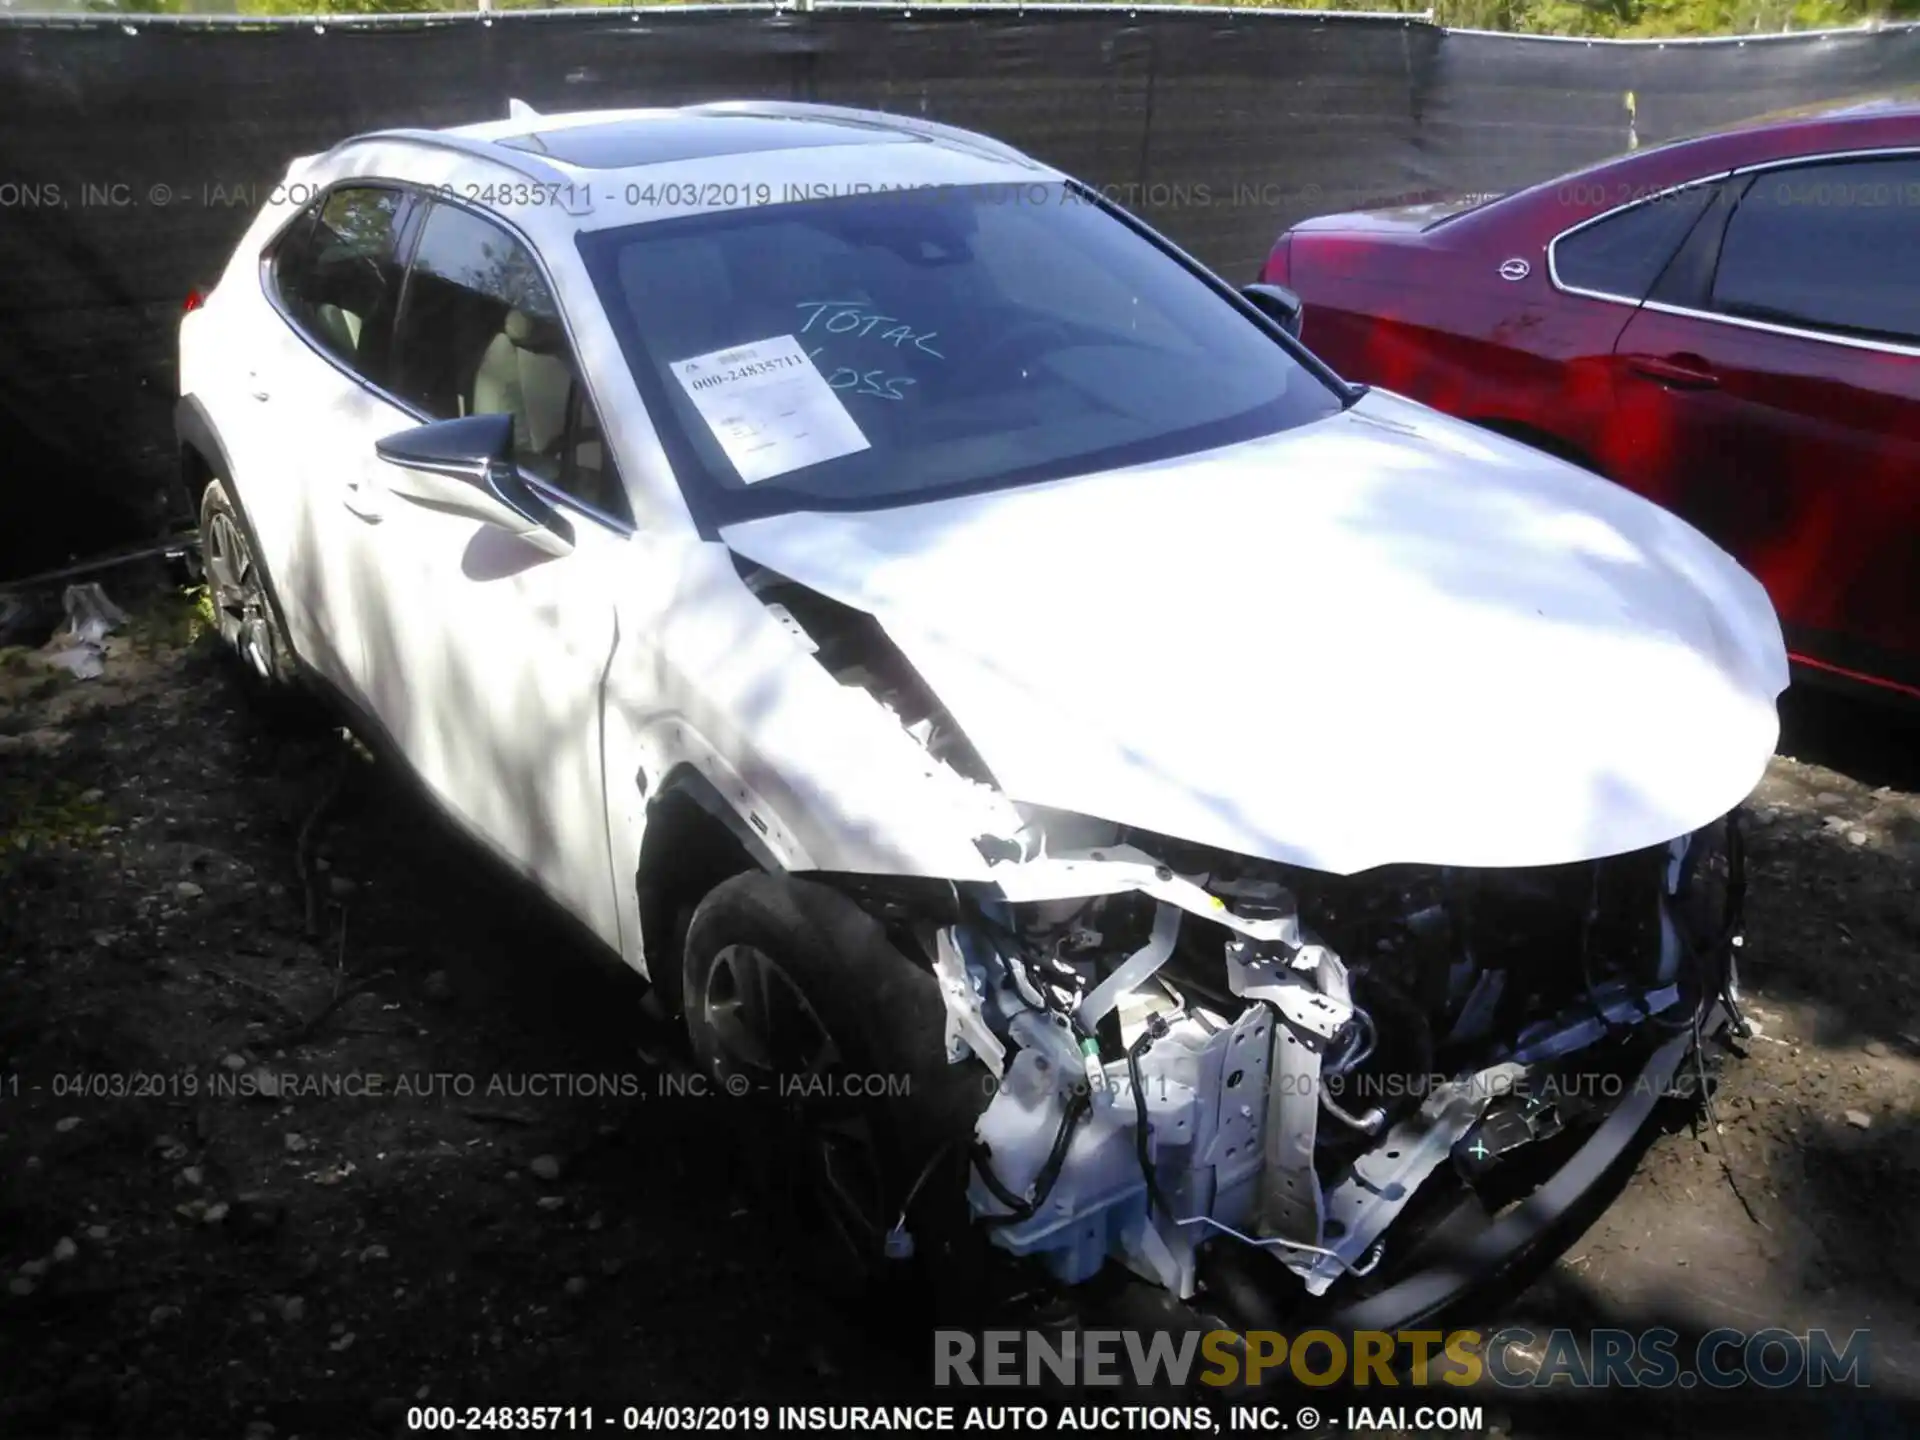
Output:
top-left (669, 335), bottom-right (870, 484)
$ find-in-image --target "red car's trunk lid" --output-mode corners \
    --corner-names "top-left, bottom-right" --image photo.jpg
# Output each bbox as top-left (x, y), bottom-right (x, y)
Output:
top-left (1290, 194), bottom-right (1497, 236)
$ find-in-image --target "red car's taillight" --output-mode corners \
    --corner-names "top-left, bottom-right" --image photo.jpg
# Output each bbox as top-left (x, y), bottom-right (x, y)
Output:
top-left (1261, 233), bottom-right (1293, 288)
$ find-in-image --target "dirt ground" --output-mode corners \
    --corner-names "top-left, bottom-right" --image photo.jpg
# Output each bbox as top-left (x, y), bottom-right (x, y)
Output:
top-left (1460, 689), bottom-right (1920, 1436)
top-left (2, 574), bottom-right (1918, 1439)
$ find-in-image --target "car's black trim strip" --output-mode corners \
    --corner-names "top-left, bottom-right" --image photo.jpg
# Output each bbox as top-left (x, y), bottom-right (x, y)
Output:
top-left (1322, 1025), bottom-right (1696, 1334)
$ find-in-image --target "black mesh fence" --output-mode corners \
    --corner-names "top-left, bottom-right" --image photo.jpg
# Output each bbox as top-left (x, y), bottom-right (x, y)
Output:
top-left (2, 9), bottom-right (1916, 575)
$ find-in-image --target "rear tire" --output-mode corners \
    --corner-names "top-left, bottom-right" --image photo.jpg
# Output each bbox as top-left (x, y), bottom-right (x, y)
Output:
top-left (198, 477), bottom-right (301, 697)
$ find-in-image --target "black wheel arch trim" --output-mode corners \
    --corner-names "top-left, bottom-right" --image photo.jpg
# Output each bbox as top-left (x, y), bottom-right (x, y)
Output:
top-left (645, 763), bottom-right (784, 876)
top-left (175, 393), bottom-right (234, 493)
top-left (640, 766), bottom-right (985, 933)
top-left (173, 392), bottom-right (236, 531)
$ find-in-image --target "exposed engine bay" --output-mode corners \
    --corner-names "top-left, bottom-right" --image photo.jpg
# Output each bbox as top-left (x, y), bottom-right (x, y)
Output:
top-left (739, 558), bottom-right (1749, 1305)
top-left (943, 830), bottom-right (1743, 1302)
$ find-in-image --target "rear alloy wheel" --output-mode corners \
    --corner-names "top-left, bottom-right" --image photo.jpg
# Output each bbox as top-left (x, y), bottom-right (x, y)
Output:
top-left (682, 873), bottom-right (990, 1299)
top-left (198, 478), bottom-right (295, 691)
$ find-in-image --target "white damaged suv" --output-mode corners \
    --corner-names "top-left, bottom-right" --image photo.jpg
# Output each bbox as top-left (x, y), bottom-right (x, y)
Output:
top-left (178, 101), bottom-right (1787, 1326)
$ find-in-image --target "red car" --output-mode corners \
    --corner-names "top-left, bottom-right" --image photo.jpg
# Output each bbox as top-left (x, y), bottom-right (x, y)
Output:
top-left (1262, 97), bottom-right (1920, 703)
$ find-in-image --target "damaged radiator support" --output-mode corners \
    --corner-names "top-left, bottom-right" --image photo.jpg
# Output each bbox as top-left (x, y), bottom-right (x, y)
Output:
top-left (1223, 937), bottom-right (1354, 1251)
top-left (952, 827), bottom-right (1721, 1303)
top-left (1263, 1026), bottom-right (1324, 1251)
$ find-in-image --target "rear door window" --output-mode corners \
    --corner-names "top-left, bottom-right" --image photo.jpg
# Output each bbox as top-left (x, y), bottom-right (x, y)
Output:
top-left (1552, 183), bottom-right (1716, 301)
top-left (268, 186), bottom-right (409, 384)
top-left (1709, 154), bottom-right (1920, 345)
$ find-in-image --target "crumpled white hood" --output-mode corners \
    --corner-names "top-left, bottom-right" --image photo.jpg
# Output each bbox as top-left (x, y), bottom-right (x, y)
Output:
top-left (720, 390), bottom-right (1788, 875)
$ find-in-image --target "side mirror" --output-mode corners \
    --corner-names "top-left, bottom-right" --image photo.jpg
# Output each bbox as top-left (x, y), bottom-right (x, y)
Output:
top-left (1243, 282), bottom-right (1305, 340)
top-left (374, 413), bottom-right (574, 559)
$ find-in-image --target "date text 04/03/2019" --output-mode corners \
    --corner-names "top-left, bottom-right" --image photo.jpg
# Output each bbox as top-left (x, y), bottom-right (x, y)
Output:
top-left (406, 1405), bottom-right (1233, 1433)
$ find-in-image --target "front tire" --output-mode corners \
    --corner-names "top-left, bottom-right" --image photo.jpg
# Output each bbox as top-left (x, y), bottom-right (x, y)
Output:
top-left (682, 872), bottom-right (988, 1300)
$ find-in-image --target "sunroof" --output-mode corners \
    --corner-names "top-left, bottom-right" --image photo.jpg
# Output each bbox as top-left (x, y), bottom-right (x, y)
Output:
top-left (498, 114), bottom-right (912, 170)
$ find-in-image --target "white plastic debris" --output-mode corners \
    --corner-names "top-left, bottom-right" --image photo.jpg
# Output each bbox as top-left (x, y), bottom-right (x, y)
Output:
top-left (37, 582), bottom-right (128, 680)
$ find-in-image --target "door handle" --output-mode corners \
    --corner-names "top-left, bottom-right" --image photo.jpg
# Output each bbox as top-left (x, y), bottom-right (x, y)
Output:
top-left (342, 473), bottom-right (383, 523)
top-left (247, 369), bottom-right (270, 402)
top-left (1627, 353), bottom-right (1720, 391)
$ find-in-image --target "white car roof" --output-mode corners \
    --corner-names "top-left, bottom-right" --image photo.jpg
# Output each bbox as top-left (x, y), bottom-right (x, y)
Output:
top-left (321, 101), bottom-right (1061, 233)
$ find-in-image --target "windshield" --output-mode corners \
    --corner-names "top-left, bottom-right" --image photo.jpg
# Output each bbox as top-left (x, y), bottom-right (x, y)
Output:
top-left (576, 183), bottom-right (1346, 526)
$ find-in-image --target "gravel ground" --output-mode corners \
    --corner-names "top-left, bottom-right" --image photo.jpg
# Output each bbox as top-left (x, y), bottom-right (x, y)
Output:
top-left (2, 579), bottom-right (1917, 1439)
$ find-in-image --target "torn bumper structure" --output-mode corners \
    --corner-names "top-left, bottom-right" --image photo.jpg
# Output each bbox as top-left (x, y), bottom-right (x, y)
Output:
top-left (933, 821), bottom-right (1744, 1320)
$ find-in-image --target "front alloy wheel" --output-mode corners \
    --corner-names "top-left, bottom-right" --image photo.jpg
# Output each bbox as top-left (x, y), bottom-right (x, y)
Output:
top-left (694, 938), bottom-right (895, 1271)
